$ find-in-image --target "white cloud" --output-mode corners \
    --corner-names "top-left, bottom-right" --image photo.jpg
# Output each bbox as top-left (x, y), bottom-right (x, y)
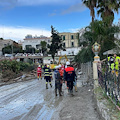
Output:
top-left (62, 3), bottom-right (86, 14)
top-left (68, 28), bottom-right (80, 33)
top-left (0, 25), bottom-right (51, 42)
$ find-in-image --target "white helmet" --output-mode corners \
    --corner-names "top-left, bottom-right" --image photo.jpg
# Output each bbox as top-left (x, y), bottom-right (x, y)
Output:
top-left (66, 61), bottom-right (70, 65)
top-left (55, 66), bottom-right (59, 69)
top-left (59, 64), bottom-right (61, 68)
top-left (47, 65), bottom-right (49, 68)
top-left (38, 65), bottom-right (40, 67)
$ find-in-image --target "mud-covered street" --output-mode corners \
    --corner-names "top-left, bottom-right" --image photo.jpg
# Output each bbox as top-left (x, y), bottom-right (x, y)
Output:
top-left (0, 76), bottom-right (103, 120)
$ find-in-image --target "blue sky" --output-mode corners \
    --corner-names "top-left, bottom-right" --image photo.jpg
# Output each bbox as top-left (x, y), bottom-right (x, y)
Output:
top-left (0, 0), bottom-right (119, 42)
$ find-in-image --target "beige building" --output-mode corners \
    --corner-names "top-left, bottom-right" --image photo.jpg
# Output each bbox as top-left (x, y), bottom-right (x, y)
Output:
top-left (58, 32), bottom-right (79, 48)
top-left (0, 39), bottom-right (13, 56)
top-left (58, 32), bottom-right (81, 55)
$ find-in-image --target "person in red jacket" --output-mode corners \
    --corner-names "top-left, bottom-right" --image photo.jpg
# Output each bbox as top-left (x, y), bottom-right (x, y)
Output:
top-left (64, 61), bottom-right (76, 95)
top-left (37, 65), bottom-right (42, 80)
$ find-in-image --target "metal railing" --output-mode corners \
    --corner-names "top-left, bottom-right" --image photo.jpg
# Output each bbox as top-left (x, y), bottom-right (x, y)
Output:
top-left (98, 62), bottom-right (120, 110)
top-left (78, 62), bottom-right (93, 86)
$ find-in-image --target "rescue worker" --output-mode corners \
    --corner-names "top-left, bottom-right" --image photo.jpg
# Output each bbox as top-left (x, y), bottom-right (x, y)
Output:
top-left (102, 54), bottom-right (115, 72)
top-left (37, 65), bottom-right (42, 80)
top-left (54, 66), bottom-right (62, 96)
top-left (114, 54), bottom-right (120, 76)
top-left (44, 64), bottom-right (52, 89)
top-left (58, 64), bottom-right (64, 94)
top-left (71, 65), bottom-right (78, 92)
top-left (64, 61), bottom-right (76, 95)
top-left (108, 54), bottom-right (115, 72)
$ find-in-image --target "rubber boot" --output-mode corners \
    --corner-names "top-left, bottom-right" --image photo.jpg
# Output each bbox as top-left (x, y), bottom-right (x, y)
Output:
top-left (46, 84), bottom-right (48, 89)
top-left (55, 89), bottom-right (57, 96)
top-left (59, 90), bottom-right (62, 96)
top-left (75, 86), bottom-right (77, 92)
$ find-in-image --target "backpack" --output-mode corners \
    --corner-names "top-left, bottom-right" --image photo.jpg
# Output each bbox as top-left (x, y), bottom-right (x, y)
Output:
top-left (54, 71), bottom-right (59, 80)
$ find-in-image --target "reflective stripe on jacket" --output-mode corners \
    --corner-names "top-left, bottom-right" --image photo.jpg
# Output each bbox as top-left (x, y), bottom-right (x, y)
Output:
top-left (44, 67), bottom-right (52, 77)
top-left (115, 56), bottom-right (120, 70)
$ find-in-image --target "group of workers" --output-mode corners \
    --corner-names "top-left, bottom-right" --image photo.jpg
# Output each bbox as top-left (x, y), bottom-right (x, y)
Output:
top-left (37, 61), bottom-right (77, 96)
top-left (102, 53), bottom-right (120, 76)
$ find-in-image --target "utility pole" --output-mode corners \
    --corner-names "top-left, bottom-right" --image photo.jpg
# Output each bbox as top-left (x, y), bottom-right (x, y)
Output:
top-left (12, 41), bottom-right (13, 55)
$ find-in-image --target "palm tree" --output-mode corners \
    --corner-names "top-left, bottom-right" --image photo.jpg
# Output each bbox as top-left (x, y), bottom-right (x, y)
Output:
top-left (82, 0), bottom-right (97, 22)
top-left (83, 20), bottom-right (119, 58)
top-left (97, 0), bottom-right (120, 25)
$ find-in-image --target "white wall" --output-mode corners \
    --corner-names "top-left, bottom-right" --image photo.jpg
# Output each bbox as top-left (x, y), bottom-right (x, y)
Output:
top-left (58, 47), bottom-right (81, 56)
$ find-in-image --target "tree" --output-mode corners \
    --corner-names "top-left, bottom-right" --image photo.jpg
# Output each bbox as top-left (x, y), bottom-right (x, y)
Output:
top-left (82, 0), bottom-right (97, 22)
top-left (75, 20), bottom-right (120, 63)
top-left (84, 20), bottom-right (119, 57)
top-left (97, 0), bottom-right (120, 25)
top-left (40, 41), bottom-right (47, 56)
top-left (0, 38), bottom-right (3, 40)
top-left (25, 45), bottom-right (35, 54)
top-left (48, 26), bottom-right (64, 62)
top-left (2, 45), bottom-right (23, 55)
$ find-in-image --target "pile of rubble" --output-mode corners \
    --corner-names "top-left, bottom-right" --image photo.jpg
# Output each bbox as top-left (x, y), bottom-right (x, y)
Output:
top-left (0, 70), bottom-right (37, 86)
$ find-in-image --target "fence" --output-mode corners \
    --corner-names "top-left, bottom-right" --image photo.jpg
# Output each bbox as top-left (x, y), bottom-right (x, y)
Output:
top-left (98, 62), bottom-right (120, 110)
top-left (78, 62), bottom-right (93, 86)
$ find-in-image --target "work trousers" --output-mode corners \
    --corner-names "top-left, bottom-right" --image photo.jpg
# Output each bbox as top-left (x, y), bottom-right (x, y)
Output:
top-left (67, 81), bottom-right (73, 91)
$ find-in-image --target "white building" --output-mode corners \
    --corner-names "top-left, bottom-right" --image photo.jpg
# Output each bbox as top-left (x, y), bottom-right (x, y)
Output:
top-left (22, 35), bottom-right (51, 50)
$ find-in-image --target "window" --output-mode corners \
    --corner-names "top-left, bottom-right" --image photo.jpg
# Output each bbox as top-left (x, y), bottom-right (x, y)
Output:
top-left (71, 42), bottom-right (74, 47)
top-left (63, 35), bottom-right (65, 40)
top-left (4, 44), bottom-right (6, 47)
top-left (71, 35), bottom-right (74, 39)
top-left (63, 43), bottom-right (66, 47)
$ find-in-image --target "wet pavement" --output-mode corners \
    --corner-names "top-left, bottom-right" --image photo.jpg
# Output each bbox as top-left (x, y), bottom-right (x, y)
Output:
top-left (0, 76), bottom-right (102, 120)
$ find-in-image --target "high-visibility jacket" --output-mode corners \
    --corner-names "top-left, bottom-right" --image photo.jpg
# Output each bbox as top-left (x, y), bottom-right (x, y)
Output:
top-left (64, 66), bottom-right (75, 81)
top-left (107, 56), bottom-right (114, 70)
top-left (44, 66), bottom-right (52, 77)
top-left (114, 56), bottom-right (120, 70)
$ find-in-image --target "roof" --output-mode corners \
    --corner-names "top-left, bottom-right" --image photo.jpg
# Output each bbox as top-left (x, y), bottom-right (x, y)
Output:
top-left (103, 49), bottom-right (120, 55)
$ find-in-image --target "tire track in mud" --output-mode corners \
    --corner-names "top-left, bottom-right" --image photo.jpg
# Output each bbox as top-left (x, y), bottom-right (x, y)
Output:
top-left (0, 80), bottom-right (39, 105)
top-left (0, 77), bottom-right (63, 120)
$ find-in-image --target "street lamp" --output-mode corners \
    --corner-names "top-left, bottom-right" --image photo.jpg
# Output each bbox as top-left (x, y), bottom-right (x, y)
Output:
top-left (92, 42), bottom-right (101, 81)
top-left (92, 42), bottom-right (101, 62)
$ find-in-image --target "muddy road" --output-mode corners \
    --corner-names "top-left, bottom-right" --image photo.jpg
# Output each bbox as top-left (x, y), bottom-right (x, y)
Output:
top-left (0, 76), bottom-right (102, 120)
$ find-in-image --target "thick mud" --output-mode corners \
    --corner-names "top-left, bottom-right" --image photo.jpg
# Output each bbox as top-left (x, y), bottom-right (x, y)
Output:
top-left (0, 76), bottom-right (102, 120)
